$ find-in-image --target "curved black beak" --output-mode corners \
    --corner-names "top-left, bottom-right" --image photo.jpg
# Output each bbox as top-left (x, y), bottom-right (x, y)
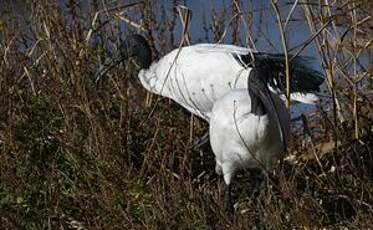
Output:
top-left (95, 55), bottom-right (125, 84)
top-left (94, 34), bottom-right (152, 85)
top-left (248, 69), bottom-right (287, 152)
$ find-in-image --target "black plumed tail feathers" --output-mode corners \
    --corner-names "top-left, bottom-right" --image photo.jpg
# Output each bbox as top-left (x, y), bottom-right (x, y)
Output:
top-left (234, 52), bottom-right (324, 93)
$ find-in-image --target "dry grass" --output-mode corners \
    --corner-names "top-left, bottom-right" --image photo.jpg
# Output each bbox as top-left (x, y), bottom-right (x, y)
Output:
top-left (0, 0), bottom-right (372, 229)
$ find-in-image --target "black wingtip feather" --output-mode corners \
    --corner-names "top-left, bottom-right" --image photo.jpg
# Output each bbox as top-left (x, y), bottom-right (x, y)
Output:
top-left (251, 52), bottom-right (325, 93)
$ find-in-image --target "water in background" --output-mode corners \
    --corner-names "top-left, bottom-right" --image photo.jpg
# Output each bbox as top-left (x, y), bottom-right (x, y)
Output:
top-left (4, 0), bottom-right (361, 120)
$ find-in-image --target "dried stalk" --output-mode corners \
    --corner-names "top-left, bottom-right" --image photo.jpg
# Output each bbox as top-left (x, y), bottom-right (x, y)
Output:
top-left (271, 0), bottom-right (291, 109)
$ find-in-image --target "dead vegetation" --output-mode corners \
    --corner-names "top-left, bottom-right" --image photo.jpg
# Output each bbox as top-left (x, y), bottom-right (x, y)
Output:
top-left (0, 0), bottom-right (372, 229)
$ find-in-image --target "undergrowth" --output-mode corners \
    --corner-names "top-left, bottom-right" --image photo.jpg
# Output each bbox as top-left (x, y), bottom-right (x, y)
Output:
top-left (0, 0), bottom-right (372, 229)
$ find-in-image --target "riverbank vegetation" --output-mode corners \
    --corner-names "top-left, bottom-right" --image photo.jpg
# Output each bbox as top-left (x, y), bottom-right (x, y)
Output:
top-left (0, 0), bottom-right (372, 228)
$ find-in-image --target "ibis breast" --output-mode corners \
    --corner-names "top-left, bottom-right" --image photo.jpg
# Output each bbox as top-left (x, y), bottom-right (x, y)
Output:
top-left (209, 89), bottom-right (290, 171)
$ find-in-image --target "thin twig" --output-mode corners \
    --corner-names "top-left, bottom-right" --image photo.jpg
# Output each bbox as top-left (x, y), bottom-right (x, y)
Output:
top-left (271, 0), bottom-right (291, 109)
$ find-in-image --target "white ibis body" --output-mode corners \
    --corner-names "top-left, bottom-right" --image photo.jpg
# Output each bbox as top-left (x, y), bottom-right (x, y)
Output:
top-left (210, 89), bottom-right (290, 186)
top-left (95, 34), bottom-right (324, 121)
top-left (209, 67), bottom-right (290, 212)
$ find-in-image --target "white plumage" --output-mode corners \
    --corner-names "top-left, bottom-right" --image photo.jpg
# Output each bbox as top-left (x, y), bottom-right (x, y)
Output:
top-left (210, 89), bottom-right (290, 187)
top-left (96, 34), bottom-right (323, 122)
top-left (139, 44), bottom-right (319, 121)
top-left (138, 44), bottom-right (252, 120)
top-left (96, 34), bottom-right (323, 213)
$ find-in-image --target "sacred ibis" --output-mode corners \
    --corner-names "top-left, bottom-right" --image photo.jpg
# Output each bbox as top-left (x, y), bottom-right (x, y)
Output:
top-left (209, 65), bottom-right (290, 212)
top-left (95, 34), bottom-right (324, 121)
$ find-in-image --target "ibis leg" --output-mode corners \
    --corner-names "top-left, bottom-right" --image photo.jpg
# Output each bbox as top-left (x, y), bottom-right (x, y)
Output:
top-left (224, 183), bottom-right (234, 214)
top-left (254, 173), bottom-right (267, 229)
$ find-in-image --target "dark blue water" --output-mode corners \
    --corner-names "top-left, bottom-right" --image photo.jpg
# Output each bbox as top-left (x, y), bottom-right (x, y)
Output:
top-left (3, 0), bottom-right (369, 120)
